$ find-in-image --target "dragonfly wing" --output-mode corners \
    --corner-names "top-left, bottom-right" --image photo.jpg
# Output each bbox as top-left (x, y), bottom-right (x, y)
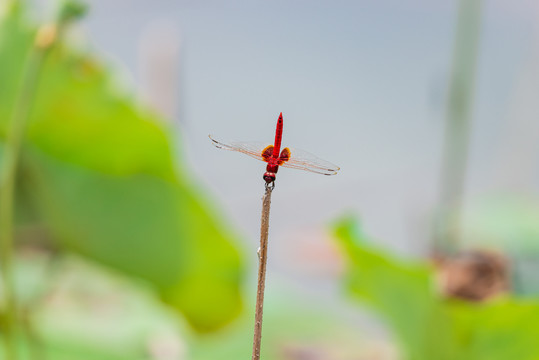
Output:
top-left (209, 135), bottom-right (270, 163)
top-left (280, 147), bottom-right (340, 175)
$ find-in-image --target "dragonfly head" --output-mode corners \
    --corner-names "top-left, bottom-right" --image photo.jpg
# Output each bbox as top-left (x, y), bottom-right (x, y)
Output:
top-left (263, 171), bottom-right (276, 184)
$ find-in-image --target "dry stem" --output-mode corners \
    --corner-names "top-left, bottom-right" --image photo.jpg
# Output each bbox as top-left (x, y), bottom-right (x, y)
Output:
top-left (251, 184), bottom-right (273, 360)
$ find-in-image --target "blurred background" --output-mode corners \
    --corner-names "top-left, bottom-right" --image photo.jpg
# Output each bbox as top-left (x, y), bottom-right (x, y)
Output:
top-left (1, 0), bottom-right (539, 359)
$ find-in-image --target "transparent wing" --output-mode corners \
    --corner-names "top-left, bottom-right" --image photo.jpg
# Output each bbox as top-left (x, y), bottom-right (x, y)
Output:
top-left (281, 147), bottom-right (340, 175)
top-left (209, 135), bottom-right (270, 163)
top-left (209, 135), bottom-right (340, 175)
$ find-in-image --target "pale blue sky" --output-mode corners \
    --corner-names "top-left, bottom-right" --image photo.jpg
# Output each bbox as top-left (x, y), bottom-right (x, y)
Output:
top-left (81, 0), bottom-right (539, 255)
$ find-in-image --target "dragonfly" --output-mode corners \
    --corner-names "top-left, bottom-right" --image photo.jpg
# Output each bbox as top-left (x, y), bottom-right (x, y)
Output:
top-left (209, 113), bottom-right (340, 186)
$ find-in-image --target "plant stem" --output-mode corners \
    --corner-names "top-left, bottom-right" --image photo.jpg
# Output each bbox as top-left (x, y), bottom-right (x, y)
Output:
top-left (0, 22), bottom-right (59, 360)
top-left (435, 0), bottom-right (482, 253)
top-left (252, 184), bottom-right (273, 360)
top-left (0, 3), bottom-right (85, 357)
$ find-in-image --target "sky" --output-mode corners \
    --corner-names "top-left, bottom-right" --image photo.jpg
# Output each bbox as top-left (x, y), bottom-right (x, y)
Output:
top-left (77, 0), bottom-right (539, 257)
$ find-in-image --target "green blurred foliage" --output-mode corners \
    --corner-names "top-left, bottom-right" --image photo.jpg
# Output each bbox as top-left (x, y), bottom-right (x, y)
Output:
top-left (460, 196), bottom-right (539, 254)
top-left (334, 216), bottom-right (539, 360)
top-left (188, 281), bottom-right (370, 360)
top-left (19, 255), bottom-right (188, 360)
top-left (0, 2), bottom-right (243, 332)
top-left (7, 254), bottom-right (368, 360)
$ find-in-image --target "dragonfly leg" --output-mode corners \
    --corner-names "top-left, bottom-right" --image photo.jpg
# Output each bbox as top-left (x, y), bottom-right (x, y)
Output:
top-left (264, 180), bottom-right (275, 191)
top-left (257, 247), bottom-right (261, 260)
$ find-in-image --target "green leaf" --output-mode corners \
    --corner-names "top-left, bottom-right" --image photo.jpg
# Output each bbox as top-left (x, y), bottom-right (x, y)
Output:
top-left (0, 3), bottom-right (243, 331)
top-left (334, 216), bottom-right (539, 360)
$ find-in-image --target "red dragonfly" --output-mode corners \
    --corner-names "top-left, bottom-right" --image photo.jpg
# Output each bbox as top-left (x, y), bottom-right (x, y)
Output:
top-left (209, 113), bottom-right (340, 185)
